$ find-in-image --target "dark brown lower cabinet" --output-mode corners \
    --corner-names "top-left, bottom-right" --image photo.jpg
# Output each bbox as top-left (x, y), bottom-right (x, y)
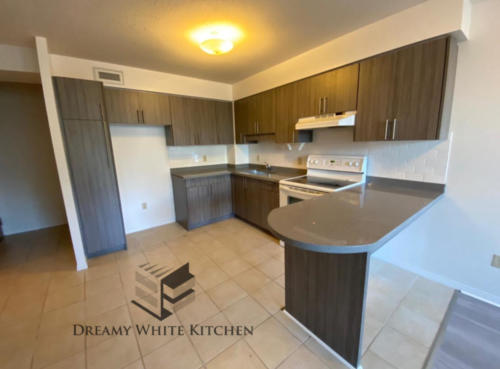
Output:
top-left (61, 119), bottom-right (126, 257)
top-left (231, 175), bottom-right (279, 231)
top-left (172, 174), bottom-right (232, 230)
top-left (231, 174), bottom-right (247, 219)
top-left (285, 244), bottom-right (369, 368)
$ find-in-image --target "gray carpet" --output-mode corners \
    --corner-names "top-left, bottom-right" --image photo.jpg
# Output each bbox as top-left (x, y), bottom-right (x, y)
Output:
top-left (425, 291), bottom-right (500, 369)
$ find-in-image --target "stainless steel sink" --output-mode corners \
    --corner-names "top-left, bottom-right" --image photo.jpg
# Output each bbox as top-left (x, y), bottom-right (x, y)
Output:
top-left (242, 169), bottom-right (274, 176)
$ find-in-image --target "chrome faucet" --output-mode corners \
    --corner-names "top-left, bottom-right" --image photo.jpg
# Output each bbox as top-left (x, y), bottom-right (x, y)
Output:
top-left (264, 162), bottom-right (272, 170)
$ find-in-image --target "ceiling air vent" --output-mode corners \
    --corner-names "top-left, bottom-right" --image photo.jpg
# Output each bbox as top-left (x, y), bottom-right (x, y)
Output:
top-left (93, 67), bottom-right (124, 85)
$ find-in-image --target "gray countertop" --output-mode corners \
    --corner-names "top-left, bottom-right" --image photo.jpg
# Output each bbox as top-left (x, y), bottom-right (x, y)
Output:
top-left (268, 177), bottom-right (445, 254)
top-left (170, 164), bottom-right (305, 183)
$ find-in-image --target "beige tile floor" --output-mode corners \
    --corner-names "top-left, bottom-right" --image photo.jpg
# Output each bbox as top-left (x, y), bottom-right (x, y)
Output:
top-left (0, 218), bottom-right (454, 369)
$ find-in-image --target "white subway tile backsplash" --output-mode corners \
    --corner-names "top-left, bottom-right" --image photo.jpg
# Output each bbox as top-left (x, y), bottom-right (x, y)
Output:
top-left (248, 128), bottom-right (452, 184)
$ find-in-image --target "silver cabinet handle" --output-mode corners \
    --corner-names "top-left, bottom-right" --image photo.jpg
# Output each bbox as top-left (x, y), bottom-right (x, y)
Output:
top-left (324, 97), bottom-right (328, 114)
top-left (385, 119), bottom-right (389, 140)
top-left (392, 119), bottom-right (397, 140)
top-left (318, 98), bottom-right (322, 115)
top-left (292, 129), bottom-right (295, 143)
top-left (141, 110), bottom-right (145, 124)
top-left (136, 110), bottom-right (140, 124)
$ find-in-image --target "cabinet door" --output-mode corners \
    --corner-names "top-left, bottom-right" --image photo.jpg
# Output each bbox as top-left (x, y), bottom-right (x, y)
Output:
top-left (194, 99), bottom-right (218, 145)
top-left (275, 82), bottom-right (314, 143)
top-left (61, 119), bottom-right (126, 257)
top-left (354, 52), bottom-right (397, 141)
top-left (254, 89), bottom-right (276, 134)
top-left (257, 180), bottom-right (279, 230)
top-left (310, 64), bottom-right (359, 115)
top-left (234, 98), bottom-right (251, 143)
top-left (170, 96), bottom-right (218, 145)
top-left (169, 95), bottom-right (195, 145)
top-left (186, 178), bottom-right (211, 226)
top-left (275, 83), bottom-right (296, 143)
top-left (103, 87), bottom-right (141, 124)
top-left (330, 63), bottom-right (359, 113)
top-left (231, 175), bottom-right (246, 218)
top-left (138, 91), bottom-right (172, 125)
top-left (244, 177), bottom-right (261, 226)
top-left (215, 101), bottom-right (234, 144)
top-left (392, 38), bottom-right (447, 140)
top-left (209, 175), bottom-right (232, 218)
top-left (53, 77), bottom-right (104, 120)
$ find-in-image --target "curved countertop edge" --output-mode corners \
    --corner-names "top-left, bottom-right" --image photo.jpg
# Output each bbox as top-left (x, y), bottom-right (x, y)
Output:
top-left (268, 178), bottom-right (445, 254)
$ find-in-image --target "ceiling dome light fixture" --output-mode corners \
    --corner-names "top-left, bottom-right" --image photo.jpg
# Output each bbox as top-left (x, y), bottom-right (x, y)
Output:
top-left (191, 23), bottom-right (243, 56)
top-left (200, 37), bottom-right (233, 55)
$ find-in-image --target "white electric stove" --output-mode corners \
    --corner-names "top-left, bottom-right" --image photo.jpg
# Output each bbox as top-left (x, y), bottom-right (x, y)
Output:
top-left (279, 155), bottom-right (367, 207)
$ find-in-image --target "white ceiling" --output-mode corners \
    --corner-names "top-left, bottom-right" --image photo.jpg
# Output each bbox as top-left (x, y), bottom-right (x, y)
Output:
top-left (0, 0), bottom-right (425, 83)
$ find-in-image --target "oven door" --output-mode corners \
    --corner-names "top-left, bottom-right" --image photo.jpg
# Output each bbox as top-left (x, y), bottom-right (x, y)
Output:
top-left (279, 184), bottom-right (327, 207)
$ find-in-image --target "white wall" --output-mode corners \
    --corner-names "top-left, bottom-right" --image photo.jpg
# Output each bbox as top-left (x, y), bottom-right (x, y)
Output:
top-left (233, 0), bottom-right (470, 99)
top-left (110, 125), bottom-right (176, 233)
top-left (50, 54), bottom-right (232, 100)
top-left (374, 0), bottom-right (500, 305)
top-left (0, 82), bottom-right (66, 235)
top-left (227, 144), bottom-right (250, 165)
top-left (249, 128), bottom-right (452, 183)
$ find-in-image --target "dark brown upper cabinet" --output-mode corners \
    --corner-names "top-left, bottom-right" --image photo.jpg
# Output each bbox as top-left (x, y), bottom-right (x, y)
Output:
top-left (253, 89), bottom-right (276, 134)
top-left (309, 63), bottom-right (359, 116)
top-left (168, 95), bottom-right (233, 146)
top-left (355, 37), bottom-right (456, 141)
top-left (234, 98), bottom-right (251, 143)
top-left (239, 64), bottom-right (358, 144)
top-left (275, 81), bottom-right (313, 144)
top-left (53, 77), bottom-right (105, 121)
top-left (137, 91), bottom-right (172, 125)
top-left (215, 100), bottom-right (234, 144)
top-left (103, 87), bottom-right (141, 124)
top-left (234, 89), bottom-right (276, 143)
top-left (355, 52), bottom-right (397, 141)
top-left (103, 87), bottom-right (171, 125)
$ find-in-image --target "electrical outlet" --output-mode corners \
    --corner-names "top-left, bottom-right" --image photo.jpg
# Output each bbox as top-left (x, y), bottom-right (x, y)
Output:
top-left (297, 157), bottom-right (303, 165)
top-left (491, 254), bottom-right (500, 269)
top-left (203, 155), bottom-right (207, 162)
top-left (142, 202), bottom-right (148, 210)
top-left (256, 154), bottom-right (260, 162)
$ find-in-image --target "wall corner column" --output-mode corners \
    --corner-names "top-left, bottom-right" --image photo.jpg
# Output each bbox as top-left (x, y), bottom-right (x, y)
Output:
top-left (34, 36), bottom-right (88, 270)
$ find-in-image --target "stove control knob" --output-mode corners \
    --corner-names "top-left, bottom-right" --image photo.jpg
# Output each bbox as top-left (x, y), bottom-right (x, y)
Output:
top-left (354, 162), bottom-right (360, 167)
top-left (313, 160), bottom-right (319, 164)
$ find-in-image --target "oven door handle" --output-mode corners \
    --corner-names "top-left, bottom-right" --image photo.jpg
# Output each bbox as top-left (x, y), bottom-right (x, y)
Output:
top-left (282, 186), bottom-right (326, 197)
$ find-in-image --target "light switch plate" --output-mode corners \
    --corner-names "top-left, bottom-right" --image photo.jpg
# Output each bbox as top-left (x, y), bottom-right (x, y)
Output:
top-left (491, 254), bottom-right (500, 269)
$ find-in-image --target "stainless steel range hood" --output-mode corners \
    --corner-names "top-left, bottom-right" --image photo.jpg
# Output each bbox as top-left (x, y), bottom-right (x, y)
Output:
top-left (295, 111), bottom-right (356, 130)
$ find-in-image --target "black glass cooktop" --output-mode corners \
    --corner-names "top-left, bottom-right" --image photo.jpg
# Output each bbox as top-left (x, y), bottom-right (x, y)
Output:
top-left (285, 175), bottom-right (359, 190)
